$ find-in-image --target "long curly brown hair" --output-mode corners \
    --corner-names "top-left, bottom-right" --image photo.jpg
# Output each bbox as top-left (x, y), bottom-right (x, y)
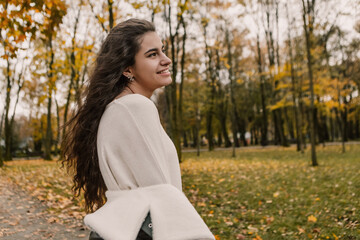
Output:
top-left (61, 19), bottom-right (155, 213)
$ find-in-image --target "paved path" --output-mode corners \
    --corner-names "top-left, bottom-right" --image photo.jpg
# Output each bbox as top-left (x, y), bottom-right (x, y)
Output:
top-left (0, 174), bottom-right (90, 240)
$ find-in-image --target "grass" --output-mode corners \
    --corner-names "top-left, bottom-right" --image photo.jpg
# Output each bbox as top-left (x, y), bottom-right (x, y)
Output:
top-left (181, 144), bottom-right (360, 239)
top-left (1, 144), bottom-right (359, 239)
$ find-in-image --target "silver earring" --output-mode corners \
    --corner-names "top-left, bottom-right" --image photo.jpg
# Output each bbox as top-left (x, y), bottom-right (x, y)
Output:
top-left (127, 75), bottom-right (134, 81)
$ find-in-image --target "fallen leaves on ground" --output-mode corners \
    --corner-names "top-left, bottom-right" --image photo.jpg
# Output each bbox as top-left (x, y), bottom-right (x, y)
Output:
top-left (1, 144), bottom-right (360, 239)
top-left (2, 160), bottom-right (86, 225)
top-left (181, 145), bottom-right (360, 239)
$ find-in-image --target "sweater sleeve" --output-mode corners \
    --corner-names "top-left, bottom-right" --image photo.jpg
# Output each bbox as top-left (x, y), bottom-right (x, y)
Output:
top-left (97, 94), bottom-right (180, 191)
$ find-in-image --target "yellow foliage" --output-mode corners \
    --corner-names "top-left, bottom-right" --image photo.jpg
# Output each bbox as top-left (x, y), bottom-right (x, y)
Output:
top-left (201, 17), bottom-right (210, 27)
top-left (307, 215), bottom-right (317, 223)
top-left (273, 69), bottom-right (289, 82)
top-left (132, 3), bottom-right (145, 9)
top-left (269, 98), bottom-right (292, 111)
top-left (98, 16), bottom-right (105, 24)
top-left (237, 79), bottom-right (244, 84)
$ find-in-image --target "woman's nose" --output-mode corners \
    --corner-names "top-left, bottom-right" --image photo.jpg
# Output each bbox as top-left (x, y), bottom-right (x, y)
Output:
top-left (161, 53), bottom-right (172, 66)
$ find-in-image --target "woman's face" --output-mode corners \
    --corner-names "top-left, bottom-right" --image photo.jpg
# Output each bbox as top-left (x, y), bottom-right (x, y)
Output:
top-left (127, 31), bottom-right (172, 96)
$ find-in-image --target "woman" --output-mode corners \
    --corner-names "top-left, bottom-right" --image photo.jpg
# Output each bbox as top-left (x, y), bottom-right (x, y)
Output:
top-left (62, 19), bottom-right (214, 240)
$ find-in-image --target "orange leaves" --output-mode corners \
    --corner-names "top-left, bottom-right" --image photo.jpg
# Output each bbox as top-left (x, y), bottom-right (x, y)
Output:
top-left (307, 215), bottom-right (317, 223)
top-left (3, 159), bottom-right (85, 225)
top-left (252, 235), bottom-right (263, 240)
top-left (2, 0), bottom-right (66, 60)
top-left (218, 178), bottom-right (225, 183)
top-left (15, 33), bottom-right (27, 43)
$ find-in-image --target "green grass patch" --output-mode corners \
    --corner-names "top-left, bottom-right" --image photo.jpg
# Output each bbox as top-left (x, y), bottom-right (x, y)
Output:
top-left (181, 144), bottom-right (360, 239)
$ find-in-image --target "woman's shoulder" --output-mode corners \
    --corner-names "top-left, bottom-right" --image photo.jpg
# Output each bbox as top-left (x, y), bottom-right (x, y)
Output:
top-left (104, 94), bottom-right (158, 117)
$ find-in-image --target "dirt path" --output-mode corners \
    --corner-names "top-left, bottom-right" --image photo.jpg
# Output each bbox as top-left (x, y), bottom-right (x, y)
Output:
top-left (0, 174), bottom-right (90, 240)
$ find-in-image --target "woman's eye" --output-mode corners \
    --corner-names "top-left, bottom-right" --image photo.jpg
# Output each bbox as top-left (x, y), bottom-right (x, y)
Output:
top-left (148, 52), bottom-right (157, 57)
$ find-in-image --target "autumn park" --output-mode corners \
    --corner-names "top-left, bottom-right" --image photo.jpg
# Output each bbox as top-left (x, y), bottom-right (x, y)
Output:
top-left (1, 0), bottom-right (360, 239)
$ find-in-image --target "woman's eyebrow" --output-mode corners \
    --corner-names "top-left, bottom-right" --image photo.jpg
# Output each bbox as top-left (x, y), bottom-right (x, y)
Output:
top-left (144, 48), bottom-right (158, 55)
top-left (144, 45), bottom-right (165, 55)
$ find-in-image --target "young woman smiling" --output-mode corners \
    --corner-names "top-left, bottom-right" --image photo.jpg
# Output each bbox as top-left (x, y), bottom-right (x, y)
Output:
top-left (61, 19), bottom-right (214, 240)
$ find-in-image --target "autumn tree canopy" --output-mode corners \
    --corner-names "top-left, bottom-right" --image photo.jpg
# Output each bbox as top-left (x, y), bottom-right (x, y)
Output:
top-left (0, 0), bottom-right (359, 165)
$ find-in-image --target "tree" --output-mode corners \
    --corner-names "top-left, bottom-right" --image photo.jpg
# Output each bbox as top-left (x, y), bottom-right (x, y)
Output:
top-left (0, 1), bottom-right (45, 162)
top-left (260, 0), bottom-right (288, 147)
top-left (301, 0), bottom-right (318, 166)
top-left (245, 0), bottom-right (269, 146)
top-left (39, 0), bottom-right (67, 160)
top-left (201, 16), bottom-right (216, 151)
top-left (285, 2), bottom-right (303, 152)
top-left (163, 0), bottom-right (189, 160)
top-left (61, 0), bottom-right (93, 150)
top-left (88, 0), bottom-right (115, 32)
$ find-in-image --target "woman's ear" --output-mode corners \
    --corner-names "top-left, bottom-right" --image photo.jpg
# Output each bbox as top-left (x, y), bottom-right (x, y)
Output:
top-left (122, 67), bottom-right (135, 81)
top-left (122, 67), bottom-right (132, 78)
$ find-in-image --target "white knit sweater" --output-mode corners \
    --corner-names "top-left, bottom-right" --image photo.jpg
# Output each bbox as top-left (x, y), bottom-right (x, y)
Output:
top-left (84, 94), bottom-right (215, 240)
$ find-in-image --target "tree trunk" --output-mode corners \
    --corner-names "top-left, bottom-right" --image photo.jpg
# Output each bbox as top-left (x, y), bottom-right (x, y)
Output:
top-left (166, 3), bottom-right (182, 161)
top-left (225, 27), bottom-right (239, 156)
top-left (62, 5), bottom-right (81, 144)
top-left (55, 97), bottom-right (60, 155)
top-left (290, 62), bottom-right (303, 151)
top-left (217, 130), bottom-right (222, 147)
top-left (330, 109), bottom-right (335, 141)
top-left (191, 126), bottom-right (196, 148)
top-left (321, 114), bottom-right (330, 141)
top-left (4, 58), bottom-right (12, 161)
top-left (334, 108), bottom-right (345, 153)
top-left (219, 109), bottom-right (232, 147)
top-left (202, 20), bottom-right (216, 152)
top-left (183, 131), bottom-right (188, 148)
top-left (256, 34), bottom-right (268, 146)
top-left (44, 36), bottom-right (55, 161)
top-left (302, 0), bottom-right (318, 166)
top-left (107, 0), bottom-right (114, 30)
top-left (314, 107), bottom-right (323, 146)
top-left (342, 105), bottom-right (348, 142)
top-left (206, 92), bottom-right (215, 151)
top-left (284, 107), bottom-right (294, 140)
top-left (272, 111), bottom-right (280, 145)
top-left (299, 100), bottom-right (306, 151)
top-left (263, 0), bottom-right (287, 147)
top-left (44, 94), bottom-right (53, 160)
top-left (278, 109), bottom-right (288, 146)
top-left (0, 110), bottom-right (5, 166)
top-left (178, 16), bottom-right (187, 155)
